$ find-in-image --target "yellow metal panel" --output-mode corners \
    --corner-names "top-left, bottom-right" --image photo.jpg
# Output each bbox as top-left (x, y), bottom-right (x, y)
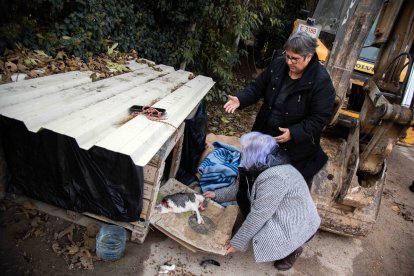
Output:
top-left (403, 128), bottom-right (414, 145)
top-left (316, 39), bottom-right (329, 61)
top-left (351, 79), bottom-right (365, 86)
top-left (340, 109), bottom-right (360, 118)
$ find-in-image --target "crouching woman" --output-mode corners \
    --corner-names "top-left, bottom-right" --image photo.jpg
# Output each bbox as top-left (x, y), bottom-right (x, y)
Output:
top-left (225, 132), bottom-right (320, 271)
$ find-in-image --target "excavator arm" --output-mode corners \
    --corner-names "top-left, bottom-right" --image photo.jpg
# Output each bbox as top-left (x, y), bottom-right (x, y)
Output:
top-left (309, 0), bottom-right (414, 236)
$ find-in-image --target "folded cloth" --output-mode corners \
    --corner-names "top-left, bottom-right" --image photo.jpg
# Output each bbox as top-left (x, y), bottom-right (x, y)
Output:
top-left (197, 142), bottom-right (241, 193)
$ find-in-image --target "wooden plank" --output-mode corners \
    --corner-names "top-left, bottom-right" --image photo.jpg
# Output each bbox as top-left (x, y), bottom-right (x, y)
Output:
top-left (13, 195), bottom-right (106, 228)
top-left (12, 194), bottom-right (151, 243)
top-left (82, 212), bottom-right (150, 244)
top-left (143, 183), bottom-right (153, 200)
top-left (145, 161), bottom-right (166, 220)
top-left (140, 199), bottom-right (150, 218)
top-left (143, 164), bottom-right (159, 183)
top-left (83, 212), bottom-right (136, 232)
top-left (0, 71), bottom-right (93, 108)
top-left (169, 134), bottom-right (184, 179)
top-left (150, 123), bottom-right (185, 164)
top-left (130, 223), bottom-right (150, 243)
top-left (143, 127), bottom-right (185, 215)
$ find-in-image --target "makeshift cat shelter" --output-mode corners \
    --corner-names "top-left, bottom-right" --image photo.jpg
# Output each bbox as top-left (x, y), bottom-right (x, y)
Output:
top-left (0, 60), bottom-right (219, 244)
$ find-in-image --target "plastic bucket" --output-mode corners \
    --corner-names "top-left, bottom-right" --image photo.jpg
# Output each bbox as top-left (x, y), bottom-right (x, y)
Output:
top-left (96, 225), bottom-right (127, 261)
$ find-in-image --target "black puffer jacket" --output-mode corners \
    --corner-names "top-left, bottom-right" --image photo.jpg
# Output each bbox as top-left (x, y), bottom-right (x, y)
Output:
top-left (236, 55), bottom-right (335, 164)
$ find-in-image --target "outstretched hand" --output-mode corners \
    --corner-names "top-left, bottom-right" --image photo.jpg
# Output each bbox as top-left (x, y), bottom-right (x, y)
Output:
top-left (203, 191), bottom-right (216, 199)
top-left (225, 244), bottom-right (237, 255)
top-left (275, 127), bottom-right (292, 143)
top-left (223, 95), bottom-right (240, 113)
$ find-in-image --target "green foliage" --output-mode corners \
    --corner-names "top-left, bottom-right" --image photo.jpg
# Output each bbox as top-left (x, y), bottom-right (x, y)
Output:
top-left (0, 0), bottom-right (306, 101)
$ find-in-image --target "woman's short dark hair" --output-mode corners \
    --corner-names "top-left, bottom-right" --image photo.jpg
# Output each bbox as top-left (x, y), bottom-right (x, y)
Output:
top-left (283, 32), bottom-right (317, 56)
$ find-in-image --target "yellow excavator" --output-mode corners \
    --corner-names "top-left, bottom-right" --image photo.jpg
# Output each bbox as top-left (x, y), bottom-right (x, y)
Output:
top-left (293, 0), bottom-right (414, 236)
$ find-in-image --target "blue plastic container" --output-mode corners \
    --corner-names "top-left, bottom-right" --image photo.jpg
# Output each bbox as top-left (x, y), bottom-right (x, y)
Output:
top-left (96, 225), bottom-right (127, 261)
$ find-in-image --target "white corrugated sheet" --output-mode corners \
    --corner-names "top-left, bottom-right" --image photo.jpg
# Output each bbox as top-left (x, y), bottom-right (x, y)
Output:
top-left (0, 61), bottom-right (214, 166)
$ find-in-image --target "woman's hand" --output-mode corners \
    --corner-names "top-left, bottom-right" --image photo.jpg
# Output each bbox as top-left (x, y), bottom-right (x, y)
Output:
top-left (203, 191), bottom-right (216, 199)
top-left (275, 127), bottom-right (292, 143)
top-left (223, 95), bottom-right (240, 113)
top-left (225, 244), bottom-right (237, 255)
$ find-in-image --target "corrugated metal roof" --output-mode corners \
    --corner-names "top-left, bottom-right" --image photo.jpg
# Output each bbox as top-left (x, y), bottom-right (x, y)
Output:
top-left (0, 61), bottom-right (214, 166)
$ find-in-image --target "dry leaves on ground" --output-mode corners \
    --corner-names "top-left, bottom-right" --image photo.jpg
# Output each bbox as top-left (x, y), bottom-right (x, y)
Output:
top-left (0, 46), bottom-right (141, 84)
top-left (206, 101), bottom-right (261, 137)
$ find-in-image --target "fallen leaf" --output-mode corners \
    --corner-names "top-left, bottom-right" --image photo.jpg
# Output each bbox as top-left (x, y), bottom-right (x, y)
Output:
top-left (391, 205), bottom-right (400, 212)
top-left (78, 249), bottom-right (94, 270)
top-left (21, 228), bottom-right (35, 241)
top-left (34, 227), bottom-right (44, 237)
top-left (34, 50), bottom-right (49, 57)
top-left (86, 223), bottom-right (100, 238)
top-left (220, 117), bottom-right (230, 123)
top-left (16, 63), bottom-right (27, 72)
top-left (56, 51), bottom-right (67, 60)
top-left (52, 243), bottom-right (62, 254)
top-left (66, 244), bottom-right (80, 255)
top-left (107, 43), bottom-right (119, 55)
top-left (56, 60), bottom-right (65, 70)
top-left (83, 233), bottom-right (96, 252)
top-left (58, 224), bottom-right (75, 240)
top-left (90, 72), bottom-right (99, 81)
top-left (30, 216), bottom-right (42, 227)
top-left (80, 63), bottom-right (89, 71)
top-left (106, 61), bottom-right (130, 73)
top-left (5, 61), bottom-right (17, 72)
top-left (24, 58), bottom-right (42, 66)
top-left (28, 210), bottom-right (38, 217)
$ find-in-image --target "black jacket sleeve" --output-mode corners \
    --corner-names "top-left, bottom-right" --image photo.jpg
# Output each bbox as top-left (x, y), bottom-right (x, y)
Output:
top-left (235, 63), bottom-right (273, 109)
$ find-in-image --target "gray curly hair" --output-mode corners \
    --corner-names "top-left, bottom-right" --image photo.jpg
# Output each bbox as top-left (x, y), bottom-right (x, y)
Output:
top-left (283, 32), bottom-right (317, 57)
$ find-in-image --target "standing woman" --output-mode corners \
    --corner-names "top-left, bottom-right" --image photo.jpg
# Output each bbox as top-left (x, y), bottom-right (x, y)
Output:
top-left (222, 132), bottom-right (320, 271)
top-left (224, 32), bottom-right (336, 181)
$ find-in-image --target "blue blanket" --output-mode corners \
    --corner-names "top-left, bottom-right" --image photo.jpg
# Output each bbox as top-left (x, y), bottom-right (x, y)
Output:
top-left (197, 141), bottom-right (241, 193)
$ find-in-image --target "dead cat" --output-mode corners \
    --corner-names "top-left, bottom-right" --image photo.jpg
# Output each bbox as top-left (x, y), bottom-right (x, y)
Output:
top-left (156, 193), bottom-right (205, 224)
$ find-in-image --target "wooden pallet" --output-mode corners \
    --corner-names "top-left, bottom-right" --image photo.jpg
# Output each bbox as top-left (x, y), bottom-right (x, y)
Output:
top-left (140, 123), bottom-right (185, 220)
top-left (10, 122), bottom-right (185, 243)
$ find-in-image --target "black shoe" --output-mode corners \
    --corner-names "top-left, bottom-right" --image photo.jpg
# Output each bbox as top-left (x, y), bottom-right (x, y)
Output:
top-left (274, 246), bottom-right (303, 271)
top-left (410, 181), bottom-right (414, 192)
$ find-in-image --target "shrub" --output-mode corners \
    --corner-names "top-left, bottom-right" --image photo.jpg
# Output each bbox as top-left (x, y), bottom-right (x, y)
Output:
top-left (0, 0), bottom-right (307, 101)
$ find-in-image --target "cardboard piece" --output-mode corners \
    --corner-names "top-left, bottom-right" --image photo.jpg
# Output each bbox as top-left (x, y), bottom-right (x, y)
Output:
top-left (150, 178), bottom-right (239, 255)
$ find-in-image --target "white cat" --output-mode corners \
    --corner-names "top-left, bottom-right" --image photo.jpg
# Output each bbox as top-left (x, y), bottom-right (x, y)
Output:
top-left (156, 193), bottom-right (205, 224)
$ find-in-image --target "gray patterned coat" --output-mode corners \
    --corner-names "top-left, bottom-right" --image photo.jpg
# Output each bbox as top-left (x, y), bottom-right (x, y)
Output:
top-left (230, 164), bottom-right (320, 262)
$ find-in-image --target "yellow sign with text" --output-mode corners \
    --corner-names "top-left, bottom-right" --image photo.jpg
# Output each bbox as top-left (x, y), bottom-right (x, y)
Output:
top-left (354, 60), bottom-right (375, 74)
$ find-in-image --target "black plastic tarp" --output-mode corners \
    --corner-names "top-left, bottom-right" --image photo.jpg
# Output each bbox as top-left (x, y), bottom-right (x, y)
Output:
top-left (0, 115), bottom-right (143, 221)
top-left (176, 101), bottom-right (207, 184)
